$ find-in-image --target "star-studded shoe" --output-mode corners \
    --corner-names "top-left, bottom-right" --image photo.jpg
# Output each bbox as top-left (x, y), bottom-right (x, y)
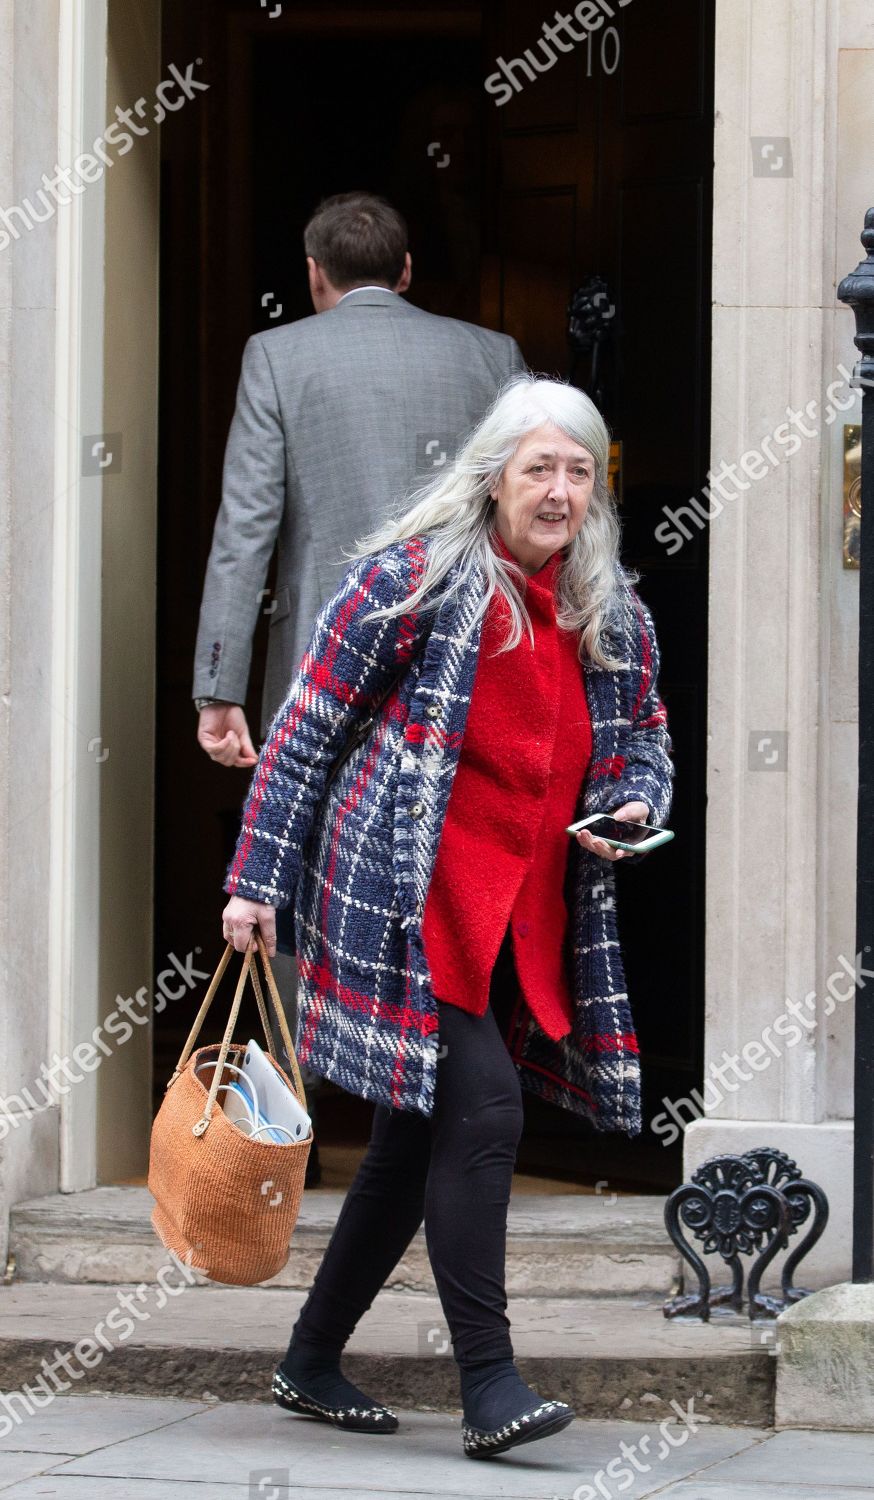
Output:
top-left (462, 1397), bottom-right (575, 1458)
top-left (271, 1363), bottom-right (399, 1433)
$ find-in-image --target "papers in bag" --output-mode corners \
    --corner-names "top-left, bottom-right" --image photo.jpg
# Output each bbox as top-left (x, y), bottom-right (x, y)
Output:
top-left (242, 1037), bottom-right (312, 1141)
top-left (194, 1038), bottom-right (311, 1144)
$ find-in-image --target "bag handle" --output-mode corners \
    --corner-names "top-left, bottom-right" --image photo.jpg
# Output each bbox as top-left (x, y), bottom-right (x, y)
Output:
top-left (166, 941), bottom-right (238, 1087)
top-left (165, 936), bottom-right (309, 1135)
top-left (248, 931), bottom-right (309, 1111)
top-left (248, 961), bottom-right (274, 1060)
top-left (190, 942), bottom-right (254, 1136)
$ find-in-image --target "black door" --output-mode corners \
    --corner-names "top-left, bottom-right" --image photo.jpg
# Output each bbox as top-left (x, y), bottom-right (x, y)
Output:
top-left (481, 0), bottom-right (713, 1186)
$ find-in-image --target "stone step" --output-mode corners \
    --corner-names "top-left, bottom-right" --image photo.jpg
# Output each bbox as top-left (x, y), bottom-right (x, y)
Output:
top-left (8, 1186), bottom-right (680, 1297)
top-left (0, 1281), bottom-right (775, 1428)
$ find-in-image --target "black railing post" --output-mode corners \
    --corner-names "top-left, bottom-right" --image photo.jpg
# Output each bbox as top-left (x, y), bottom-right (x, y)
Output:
top-left (838, 209), bottom-right (874, 1283)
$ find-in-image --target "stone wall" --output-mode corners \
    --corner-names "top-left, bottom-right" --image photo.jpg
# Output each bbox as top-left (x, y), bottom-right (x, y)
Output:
top-left (685, 0), bottom-right (872, 1286)
top-left (0, 0), bottom-right (64, 1268)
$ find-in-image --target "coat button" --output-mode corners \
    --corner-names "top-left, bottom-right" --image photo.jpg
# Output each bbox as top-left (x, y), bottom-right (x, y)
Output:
top-left (425, 703), bottom-right (442, 719)
top-left (409, 801), bottom-right (425, 819)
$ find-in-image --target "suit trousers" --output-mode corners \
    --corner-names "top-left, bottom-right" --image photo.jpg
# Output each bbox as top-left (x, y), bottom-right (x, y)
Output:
top-left (289, 927), bottom-right (525, 1368)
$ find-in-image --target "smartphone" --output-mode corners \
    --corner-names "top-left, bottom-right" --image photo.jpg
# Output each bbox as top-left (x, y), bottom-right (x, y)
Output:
top-left (566, 812), bottom-right (675, 854)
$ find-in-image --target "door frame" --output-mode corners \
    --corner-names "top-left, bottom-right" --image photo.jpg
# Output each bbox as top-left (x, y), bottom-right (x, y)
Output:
top-left (51, 0), bottom-right (161, 1189)
top-left (51, 0), bottom-right (108, 1192)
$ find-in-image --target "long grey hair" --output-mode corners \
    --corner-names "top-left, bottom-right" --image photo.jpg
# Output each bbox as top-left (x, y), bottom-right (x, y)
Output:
top-left (348, 373), bottom-right (638, 670)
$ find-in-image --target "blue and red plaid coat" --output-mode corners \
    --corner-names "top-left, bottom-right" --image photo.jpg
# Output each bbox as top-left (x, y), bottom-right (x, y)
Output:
top-left (224, 534), bottom-right (674, 1135)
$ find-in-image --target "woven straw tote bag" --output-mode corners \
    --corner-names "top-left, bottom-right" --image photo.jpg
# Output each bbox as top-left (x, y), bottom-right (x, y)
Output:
top-left (148, 931), bottom-right (312, 1286)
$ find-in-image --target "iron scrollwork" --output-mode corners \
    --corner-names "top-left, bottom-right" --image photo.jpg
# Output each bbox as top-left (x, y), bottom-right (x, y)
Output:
top-left (663, 1147), bottom-right (829, 1322)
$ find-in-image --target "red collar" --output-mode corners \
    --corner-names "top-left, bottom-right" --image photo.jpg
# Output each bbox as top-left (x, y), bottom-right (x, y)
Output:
top-left (490, 526), bottom-right (566, 587)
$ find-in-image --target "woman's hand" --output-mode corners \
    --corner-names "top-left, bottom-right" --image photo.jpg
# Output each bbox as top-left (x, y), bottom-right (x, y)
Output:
top-left (574, 800), bottom-right (650, 862)
top-left (222, 895), bottom-right (278, 956)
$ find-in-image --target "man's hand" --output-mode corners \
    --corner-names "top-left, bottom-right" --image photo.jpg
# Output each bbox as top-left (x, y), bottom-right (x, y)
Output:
top-left (573, 801), bottom-right (650, 863)
top-left (197, 703), bottom-right (259, 768)
top-left (222, 895), bottom-right (278, 956)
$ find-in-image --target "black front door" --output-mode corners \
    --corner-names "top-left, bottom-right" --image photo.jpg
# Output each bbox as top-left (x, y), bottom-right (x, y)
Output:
top-left (480, 0), bottom-right (714, 1187)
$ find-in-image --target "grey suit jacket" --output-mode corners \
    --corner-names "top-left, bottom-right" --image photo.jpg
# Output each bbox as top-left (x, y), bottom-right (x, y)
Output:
top-left (193, 288), bottom-right (526, 736)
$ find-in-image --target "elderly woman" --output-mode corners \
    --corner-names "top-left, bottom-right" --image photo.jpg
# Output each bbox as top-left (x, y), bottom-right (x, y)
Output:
top-left (222, 374), bottom-right (673, 1460)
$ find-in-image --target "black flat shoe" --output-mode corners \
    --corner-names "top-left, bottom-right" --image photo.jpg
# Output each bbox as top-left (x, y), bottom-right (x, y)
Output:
top-left (271, 1364), bottom-right (399, 1433)
top-left (462, 1398), bottom-right (575, 1458)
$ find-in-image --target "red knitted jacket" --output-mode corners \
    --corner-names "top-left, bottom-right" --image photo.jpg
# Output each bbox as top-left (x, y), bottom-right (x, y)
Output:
top-left (421, 531), bottom-right (593, 1040)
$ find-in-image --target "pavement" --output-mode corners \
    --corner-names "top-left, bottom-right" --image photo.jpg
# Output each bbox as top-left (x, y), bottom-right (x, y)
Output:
top-left (0, 1394), bottom-right (873, 1499)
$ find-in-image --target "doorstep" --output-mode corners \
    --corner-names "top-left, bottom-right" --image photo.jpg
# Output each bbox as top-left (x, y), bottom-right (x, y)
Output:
top-left (7, 1187), bottom-right (680, 1297)
top-left (0, 1282), bottom-right (775, 1427)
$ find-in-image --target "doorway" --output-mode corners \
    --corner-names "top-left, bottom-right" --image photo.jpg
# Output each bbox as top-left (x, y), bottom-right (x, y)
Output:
top-left (155, 0), bottom-right (714, 1193)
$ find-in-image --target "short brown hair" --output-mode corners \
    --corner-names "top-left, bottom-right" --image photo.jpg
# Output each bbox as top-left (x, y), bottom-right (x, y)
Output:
top-left (303, 192), bottom-right (408, 290)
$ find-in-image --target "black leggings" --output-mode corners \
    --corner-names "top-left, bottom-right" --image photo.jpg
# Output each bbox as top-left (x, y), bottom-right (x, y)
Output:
top-left (291, 930), bottom-right (525, 1368)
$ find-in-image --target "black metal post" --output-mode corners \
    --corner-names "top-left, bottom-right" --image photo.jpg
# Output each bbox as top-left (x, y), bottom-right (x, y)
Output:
top-left (838, 209), bottom-right (874, 1283)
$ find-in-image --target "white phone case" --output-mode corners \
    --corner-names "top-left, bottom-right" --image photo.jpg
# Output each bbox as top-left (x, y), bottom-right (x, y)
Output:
top-left (565, 812), bottom-right (675, 853)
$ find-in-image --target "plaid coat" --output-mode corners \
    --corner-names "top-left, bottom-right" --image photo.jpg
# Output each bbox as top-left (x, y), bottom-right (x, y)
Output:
top-left (224, 534), bottom-right (674, 1135)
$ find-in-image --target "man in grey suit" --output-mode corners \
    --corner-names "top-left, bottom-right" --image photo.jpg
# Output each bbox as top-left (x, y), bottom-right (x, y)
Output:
top-left (193, 191), bottom-right (525, 759)
top-left (193, 192), bottom-right (524, 1179)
